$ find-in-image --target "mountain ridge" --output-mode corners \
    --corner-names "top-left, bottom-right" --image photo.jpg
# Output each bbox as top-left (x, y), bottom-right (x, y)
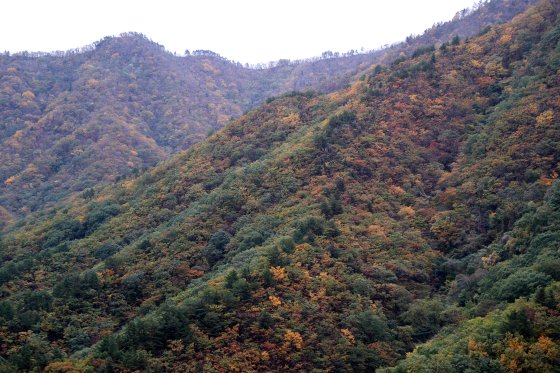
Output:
top-left (0, 0), bottom-right (539, 221)
top-left (0, 0), bottom-right (559, 370)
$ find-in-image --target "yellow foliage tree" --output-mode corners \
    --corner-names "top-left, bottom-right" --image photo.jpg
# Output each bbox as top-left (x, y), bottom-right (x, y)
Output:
top-left (22, 90), bottom-right (35, 100)
top-left (340, 328), bottom-right (356, 345)
top-left (270, 266), bottom-right (287, 281)
top-left (398, 206), bottom-right (416, 219)
top-left (283, 330), bottom-right (303, 350)
top-left (536, 110), bottom-right (554, 126)
top-left (269, 295), bottom-right (282, 307)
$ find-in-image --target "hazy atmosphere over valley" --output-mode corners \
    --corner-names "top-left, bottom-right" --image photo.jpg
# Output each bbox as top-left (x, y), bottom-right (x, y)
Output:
top-left (1, 0), bottom-right (559, 371)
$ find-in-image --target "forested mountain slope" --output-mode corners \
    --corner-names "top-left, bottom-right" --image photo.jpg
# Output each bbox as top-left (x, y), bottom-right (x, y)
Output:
top-left (0, 34), bottom-right (377, 220)
top-left (374, 0), bottom-right (540, 64)
top-left (0, 0), bottom-right (538, 221)
top-left (0, 0), bottom-right (559, 371)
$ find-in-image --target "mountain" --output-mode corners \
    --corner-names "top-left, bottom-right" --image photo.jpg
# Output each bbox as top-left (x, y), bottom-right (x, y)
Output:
top-left (0, 0), bottom-right (559, 371)
top-left (0, 0), bottom-right (539, 221)
top-left (376, 0), bottom-right (540, 63)
top-left (0, 34), bottom-right (377, 220)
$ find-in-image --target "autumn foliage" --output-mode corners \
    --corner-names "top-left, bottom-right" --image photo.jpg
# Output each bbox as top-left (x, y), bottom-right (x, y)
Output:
top-left (0, 0), bottom-right (559, 371)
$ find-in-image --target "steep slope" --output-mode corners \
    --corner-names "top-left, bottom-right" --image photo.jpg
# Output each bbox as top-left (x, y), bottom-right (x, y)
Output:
top-left (360, 0), bottom-right (540, 66)
top-left (0, 1), bottom-right (559, 371)
top-left (0, 0), bottom-right (539, 221)
top-left (382, 184), bottom-right (560, 372)
top-left (0, 34), bottom-right (376, 218)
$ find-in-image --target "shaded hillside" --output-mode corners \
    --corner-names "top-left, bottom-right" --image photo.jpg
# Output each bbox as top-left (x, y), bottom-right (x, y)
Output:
top-left (0, 0), bottom-right (559, 371)
top-left (0, 0), bottom-right (538, 220)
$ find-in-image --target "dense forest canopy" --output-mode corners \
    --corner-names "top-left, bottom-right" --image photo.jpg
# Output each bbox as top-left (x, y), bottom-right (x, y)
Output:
top-left (1, 0), bottom-right (558, 371)
top-left (0, 0), bottom-right (538, 222)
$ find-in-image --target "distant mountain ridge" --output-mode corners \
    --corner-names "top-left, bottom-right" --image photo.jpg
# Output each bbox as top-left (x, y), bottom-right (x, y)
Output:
top-left (0, 0), bottom-right (539, 222)
top-left (0, 34), bottom-right (376, 219)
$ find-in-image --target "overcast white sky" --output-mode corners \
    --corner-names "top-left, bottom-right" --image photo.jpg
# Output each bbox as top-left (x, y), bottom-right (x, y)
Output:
top-left (2, 0), bottom-right (477, 64)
